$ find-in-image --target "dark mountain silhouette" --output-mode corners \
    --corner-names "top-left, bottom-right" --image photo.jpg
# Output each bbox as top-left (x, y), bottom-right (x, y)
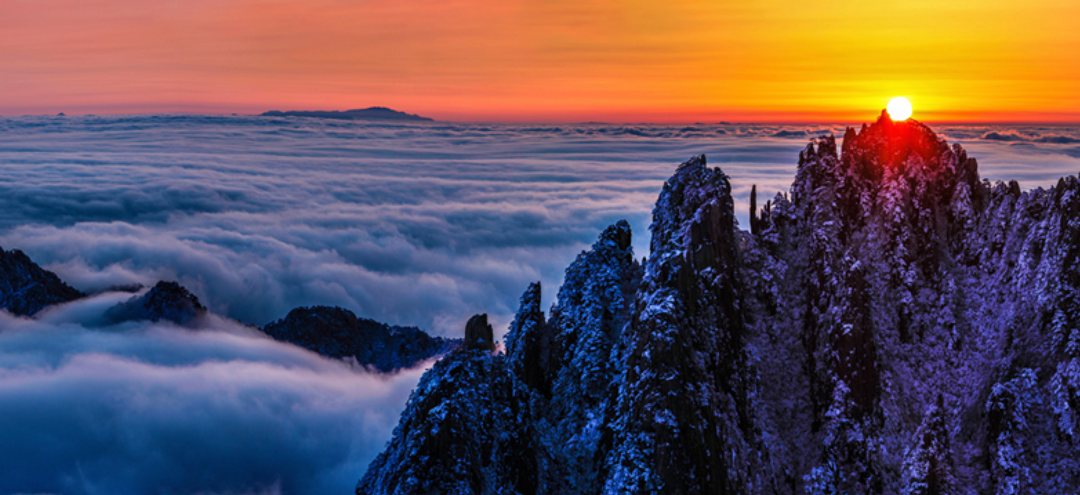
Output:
top-left (103, 281), bottom-right (209, 326)
top-left (0, 246), bottom-right (83, 316)
top-left (358, 112), bottom-right (1080, 494)
top-left (260, 107), bottom-right (433, 121)
top-left (0, 259), bottom-right (449, 372)
top-left (262, 306), bottom-right (459, 372)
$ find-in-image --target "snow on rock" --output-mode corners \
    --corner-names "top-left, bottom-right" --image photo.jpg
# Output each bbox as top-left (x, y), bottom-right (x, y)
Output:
top-left (356, 324), bottom-right (534, 495)
top-left (605, 154), bottom-right (759, 494)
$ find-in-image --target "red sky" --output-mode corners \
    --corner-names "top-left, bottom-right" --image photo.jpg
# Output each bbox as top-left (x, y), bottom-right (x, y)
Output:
top-left (2, 0), bottom-right (1078, 122)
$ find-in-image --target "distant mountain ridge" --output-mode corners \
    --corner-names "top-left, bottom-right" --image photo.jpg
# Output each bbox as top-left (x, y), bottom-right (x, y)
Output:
top-left (262, 306), bottom-right (459, 372)
top-left (0, 251), bottom-right (448, 372)
top-left (260, 107), bottom-right (433, 121)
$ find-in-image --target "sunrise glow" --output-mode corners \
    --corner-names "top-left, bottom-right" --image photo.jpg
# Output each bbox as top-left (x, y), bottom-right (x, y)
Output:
top-left (2, 0), bottom-right (1078, 122)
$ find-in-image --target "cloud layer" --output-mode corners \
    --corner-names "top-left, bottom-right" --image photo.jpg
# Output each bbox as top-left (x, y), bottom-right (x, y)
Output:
top-left (0, 295), bottom-right (426, 495)
top-left (1, 115), bottom-right (1078, 334)
top-left (0, 115), bottom-right (1077, 493)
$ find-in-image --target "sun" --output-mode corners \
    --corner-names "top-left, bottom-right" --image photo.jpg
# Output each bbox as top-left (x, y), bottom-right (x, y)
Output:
top-left (887, 97), bottom-right (913, 121)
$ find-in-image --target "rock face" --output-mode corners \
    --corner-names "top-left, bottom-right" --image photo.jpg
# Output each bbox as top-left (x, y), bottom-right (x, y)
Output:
top-left (359, 114), bottom-right (1080, 494)
top-left (464, 314), bottom-right (496, 352)
top-left (104, 281), bottom-right (208, 326)
top-left (606, 155), bottom-right (757, 494)
top-left (512, 220), bottom-right (641, 495)
top-left (0, 246), bottom-right (83, 316)
top-left (262, 306), bottom-right (459, 372)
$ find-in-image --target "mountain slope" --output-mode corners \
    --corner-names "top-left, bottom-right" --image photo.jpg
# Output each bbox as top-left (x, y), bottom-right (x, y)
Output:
top-left (356, 316), bottom-right (534, 495)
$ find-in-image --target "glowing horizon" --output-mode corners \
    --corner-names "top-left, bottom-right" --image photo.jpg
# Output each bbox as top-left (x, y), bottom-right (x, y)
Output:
top-left (2, 0), bottom-right (1078, 123)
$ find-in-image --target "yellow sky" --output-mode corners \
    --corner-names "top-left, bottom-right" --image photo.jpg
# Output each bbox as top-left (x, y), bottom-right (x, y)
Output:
top-left (1, 0), bottom-right (1077, 122)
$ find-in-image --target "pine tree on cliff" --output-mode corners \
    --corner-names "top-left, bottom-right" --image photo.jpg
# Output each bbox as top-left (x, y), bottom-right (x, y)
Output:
top-left (500, 221), bottom-right (642, 495)
top-left (356, 315), bottom-right (535, 495)
top-left (902, 395), bottom-right (956, 495)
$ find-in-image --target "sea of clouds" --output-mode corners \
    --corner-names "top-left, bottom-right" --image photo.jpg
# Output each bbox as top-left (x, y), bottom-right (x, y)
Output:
top-left (0, 114), bottom-right (1076, 494)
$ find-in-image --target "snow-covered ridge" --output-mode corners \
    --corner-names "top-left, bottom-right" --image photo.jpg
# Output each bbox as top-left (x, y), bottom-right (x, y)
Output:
top-left (359, 114), bottom-right (1080, 494)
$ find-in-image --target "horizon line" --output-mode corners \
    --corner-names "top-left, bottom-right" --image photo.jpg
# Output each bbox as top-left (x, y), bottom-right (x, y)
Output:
top-left (3, 109), bottom-right (1080, 127)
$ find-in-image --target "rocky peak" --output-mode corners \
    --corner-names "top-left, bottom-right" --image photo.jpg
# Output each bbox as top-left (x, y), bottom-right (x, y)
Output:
top-left (464, 313), bottom-right (495, 351)
top-left (597, 219), bottom-right (633, 255)
top-left (646, 154), bottom-right (738, 297)
top-left (649, 154), bottom-right (731, 260)
top-left (841, 110), bottom-right (944, 175)
top-left (505, 282), bottom-right (555, 396)
top-left (840, 111), bottom-right (982, 208)
top-left (104, 280), bottom-right (207, 326)
top-left (606, 154), bottom-right (754, 494)
top-left (0, 246), bottom-right (84, 316)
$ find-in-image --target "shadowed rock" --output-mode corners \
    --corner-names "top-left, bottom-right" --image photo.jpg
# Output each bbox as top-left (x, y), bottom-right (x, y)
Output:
top-left (0, 246), bottom-right (84, 316)
top-left (464, 313), bottom-right (495, 351)
top-left (104, 281), bottom-right (207, 326)
top-left (263, 306), bottom-right (458, 372)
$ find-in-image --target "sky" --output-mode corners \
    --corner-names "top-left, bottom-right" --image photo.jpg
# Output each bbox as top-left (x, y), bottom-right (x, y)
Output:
top-left (2, 0), bottom-right (1079, 122)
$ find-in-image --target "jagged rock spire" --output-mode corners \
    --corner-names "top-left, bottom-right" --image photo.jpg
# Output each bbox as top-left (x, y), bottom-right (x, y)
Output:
top-left (464, 313), bottom-right (496, 351)
top-left (749, 184), bottom-right (760, 235)
top-left (505, 282), bottom-right (554, 396)
top-left (605, 154), bottom-right (756, 494)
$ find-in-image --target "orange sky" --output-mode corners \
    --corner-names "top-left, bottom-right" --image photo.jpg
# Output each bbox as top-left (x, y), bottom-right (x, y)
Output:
top-left (1, 0), bottom-right (1078, 122)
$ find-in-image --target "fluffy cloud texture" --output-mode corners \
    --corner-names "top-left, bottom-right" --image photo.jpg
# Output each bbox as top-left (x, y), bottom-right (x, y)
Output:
top-left (0, 294), bottom-right (426, 495)
top-left (0, 114), bottom-right (1077, 494)
top-left (1, 115), bottom-right (1077, 334)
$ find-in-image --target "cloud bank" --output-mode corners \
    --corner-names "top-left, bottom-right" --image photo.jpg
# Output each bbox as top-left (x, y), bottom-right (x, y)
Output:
top-left (1, 115), bottom-right (1077, 335)
top-left (0, 296), bottom-right (426, 495)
